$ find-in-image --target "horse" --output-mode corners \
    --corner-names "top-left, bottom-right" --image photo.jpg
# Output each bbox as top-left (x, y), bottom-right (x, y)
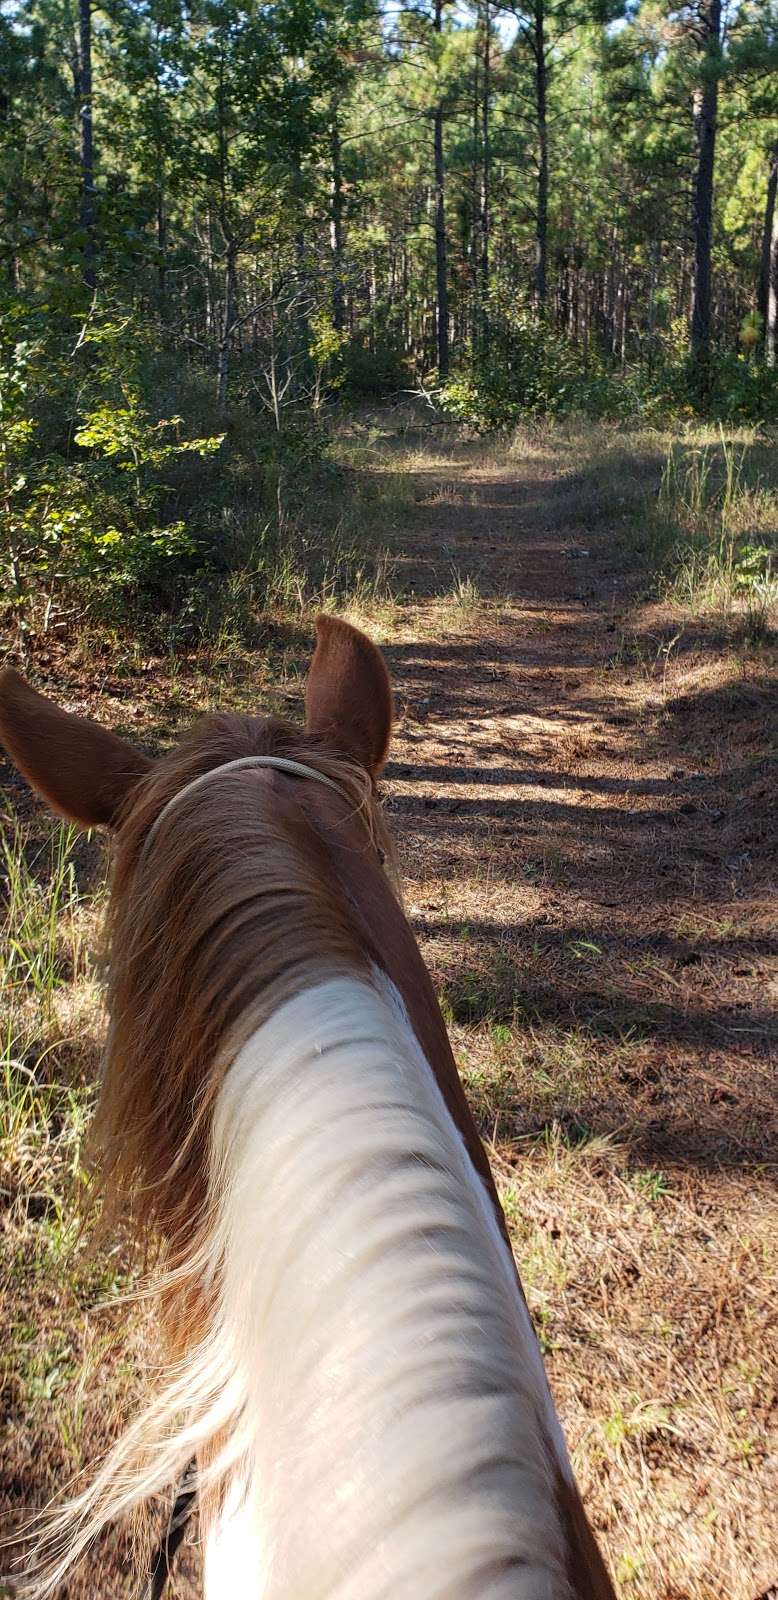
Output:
top-left (0, 616), bottom-right (615, 1599)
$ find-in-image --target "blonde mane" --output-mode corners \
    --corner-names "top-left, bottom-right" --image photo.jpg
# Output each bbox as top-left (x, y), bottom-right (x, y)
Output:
top-left (98, 713), bottom-right (395, 1325)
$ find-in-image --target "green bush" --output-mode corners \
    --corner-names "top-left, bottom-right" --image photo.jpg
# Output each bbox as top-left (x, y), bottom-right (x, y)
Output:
top-left (341, 338), bottom-right (410, 400)
top-left (436, 312), bottom-right (778, 430)
top-left (439, 317), bottom-right (640, 428)
top-left (1, 317), bottom-right (224, 635)
top-left (0, 305), bottom-right (343, 644)
top-left (694, 351), bottom-right (778, 423)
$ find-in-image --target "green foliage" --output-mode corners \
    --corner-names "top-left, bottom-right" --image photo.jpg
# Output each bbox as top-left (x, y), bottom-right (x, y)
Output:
top-left (342, 338), bottom-right (410, 400)
top-left (701, 352), bottom-right (778, 423)
top-left (438, 314), bottom-right (640, 425)
top-left (438, 319), bottom-right (778, 429)
top-left (308, 310), bottom-right (347, 406)
top-left (0, 315), bottom-right (226, 630)
top-left (74, 398), bottom-right (222, 474)
top-left (640, 349), bottom-right (778, 424)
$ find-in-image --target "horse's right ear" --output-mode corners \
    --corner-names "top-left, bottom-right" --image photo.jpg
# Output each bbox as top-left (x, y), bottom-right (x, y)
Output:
top-left (0, 669), bottom-right (152, 829)
top-left (305, 615), bottom-right (393, 778)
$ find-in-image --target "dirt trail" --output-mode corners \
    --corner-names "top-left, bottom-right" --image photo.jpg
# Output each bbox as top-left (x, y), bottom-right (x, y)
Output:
top-left (378, 428), bottom-right (777, 1167)
top-left (360, 419), bottom-right (777, 1598)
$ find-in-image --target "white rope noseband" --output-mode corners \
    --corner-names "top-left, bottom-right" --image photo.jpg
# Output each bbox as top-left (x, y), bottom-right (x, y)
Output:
top-left (141, 755), bottom-right (353, 858)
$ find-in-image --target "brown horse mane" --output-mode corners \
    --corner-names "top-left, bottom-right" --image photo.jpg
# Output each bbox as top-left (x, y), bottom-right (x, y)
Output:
top-left (98, 711), bottom-right (395, 1317)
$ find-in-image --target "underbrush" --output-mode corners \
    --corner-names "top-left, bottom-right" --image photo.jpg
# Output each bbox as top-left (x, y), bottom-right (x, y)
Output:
top-left (435, 313), bottom-right (778, 431)
top-left (0, 820), bottom-right (101, 1217)
top-left (651, 433), bottom-right (778, 638)
top-left (1, 310), bottom-right (403, 663)
top-left (0, 821), bottom-right (139, 1488)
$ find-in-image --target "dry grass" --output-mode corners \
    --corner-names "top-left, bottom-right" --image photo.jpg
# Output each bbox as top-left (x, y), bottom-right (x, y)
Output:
top-left (1, 405), bottom-right (777, 1598)
top-left (493, 1133), bottom-right (777, 1599)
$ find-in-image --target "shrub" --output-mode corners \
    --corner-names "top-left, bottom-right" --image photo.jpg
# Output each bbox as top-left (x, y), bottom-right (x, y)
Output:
top-left (0, 306), bottom-right (344, 644)
top-left (1, 320), bottom-right (224, 640)
top-left (435, 312), bottom-right (778, 431)
top-left (341, 338), bottom-right (410, 400)
top-left (438, 317), bottom-right (641, 428)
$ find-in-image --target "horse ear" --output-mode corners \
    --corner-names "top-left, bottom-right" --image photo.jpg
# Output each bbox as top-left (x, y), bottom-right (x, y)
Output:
top-left (305, 616), bottom-right (393, 778)
top-left (0, 669), bottom-right (152, 828)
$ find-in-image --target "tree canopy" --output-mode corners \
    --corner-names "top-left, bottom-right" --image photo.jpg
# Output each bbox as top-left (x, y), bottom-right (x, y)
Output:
top-left (2, 0), bottom-right (777, 636)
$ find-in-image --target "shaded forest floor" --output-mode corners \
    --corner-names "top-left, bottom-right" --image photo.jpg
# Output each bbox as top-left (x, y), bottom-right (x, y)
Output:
top-left (1, 407), bottom-right (777, 1598)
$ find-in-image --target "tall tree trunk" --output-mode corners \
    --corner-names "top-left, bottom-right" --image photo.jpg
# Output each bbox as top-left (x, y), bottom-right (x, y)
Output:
top-left (689, 0), bottom-right (721, 365)
top-left (560, 253), bottom-right (570, 334)
top-left (153, 50), bottom-right (167, 317)
top-left (78, 0), bottom-right (96, 291)
top-left (767, 186), bottom-right (778, 369)
top-left (205, 209), bottom-right (215, 339)
top-left (402, 244), bottom-right (410, 353)
top-left (758, 141), bottom-right (778, 345)
top-left (216, 242), bottom-right (237, 409)
top-left (157, 190), bottom-right (167, 312)
top-left (330, 104), bottom-right (345, 332)
top-left (533, 0), bottom-right (548, 310)
top-left (647, 240), bottom-right (660, 374)
top-left (479, 0), bottom-right (491, 342)
top-left (471, 38), bottom-right (480, 333)
top-left (433, 0), bottom-right (449, 380)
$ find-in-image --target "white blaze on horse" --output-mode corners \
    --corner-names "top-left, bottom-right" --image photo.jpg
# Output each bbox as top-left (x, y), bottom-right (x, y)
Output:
top-left (0, 617), bottom-right (615, 1600)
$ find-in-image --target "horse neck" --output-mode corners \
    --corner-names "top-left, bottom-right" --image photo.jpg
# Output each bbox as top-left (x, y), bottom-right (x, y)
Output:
top-left (203, 969), bottom-right (573, 1600)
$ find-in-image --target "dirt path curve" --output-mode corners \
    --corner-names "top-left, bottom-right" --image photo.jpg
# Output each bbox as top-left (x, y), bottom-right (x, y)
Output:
top-left (353, 416), bottom-right (777, 1599)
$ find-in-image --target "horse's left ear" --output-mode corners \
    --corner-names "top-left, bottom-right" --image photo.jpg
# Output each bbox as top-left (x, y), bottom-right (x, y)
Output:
top-left (0, 669), bottom-right (152, 828)
top-left (305, 616), bottom-right (393, 778)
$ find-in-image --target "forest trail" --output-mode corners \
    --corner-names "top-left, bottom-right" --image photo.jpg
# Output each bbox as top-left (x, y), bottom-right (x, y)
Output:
top-left (371, 417), bottom-right (776, 1169)
top-left (349, 413), bottom-right (777, 1598)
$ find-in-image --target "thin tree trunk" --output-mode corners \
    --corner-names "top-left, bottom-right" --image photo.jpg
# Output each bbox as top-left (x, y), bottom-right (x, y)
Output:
top-left (647, 240), bottom-right (660, 374)
top-left (216, 243), bottom-right (237, 408)
top-left (433, 0), bottom-right (449, 379)
top-left (690, 0), bottom-right (722, 364)
top-left (205, 210), bottom-right (215, 339)
top-left (402, 245), bottom-right (410, 352)
top-left (758, 141), bottom-right (778, 345)
top-left (480, 0), bottom-right (491, 340)
top-left (767, 188), bottom-right (778, 369)
top-left (533, 0), bottom-right (548, 310)
top-left (330, 104), bottom-right (345, 332)
top-left (78, 0), bottom-right (96, 290)
top-left (157, 191), bottom-right (167, 312)
top-left (472, 37), bottom-right (480, 333)
top-left (153, 50), bottom-right (167, 317)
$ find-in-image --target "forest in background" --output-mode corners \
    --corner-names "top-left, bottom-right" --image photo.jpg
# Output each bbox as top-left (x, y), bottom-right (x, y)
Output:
top-left (2, 0), bottom-right (778, 641)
